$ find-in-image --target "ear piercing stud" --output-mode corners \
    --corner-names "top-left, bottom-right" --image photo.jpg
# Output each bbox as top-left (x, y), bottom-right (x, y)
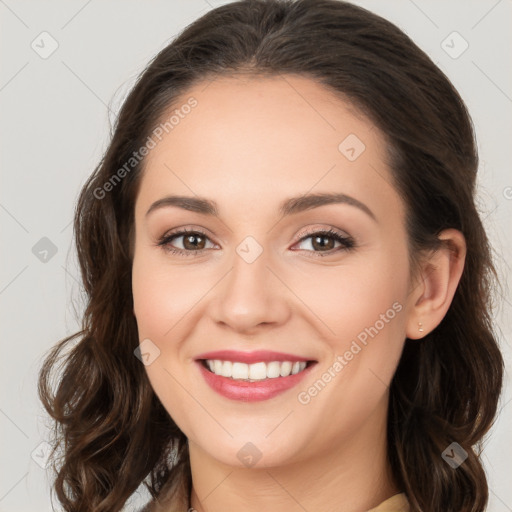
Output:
top-left (418, 322), bottom-right (424, 333)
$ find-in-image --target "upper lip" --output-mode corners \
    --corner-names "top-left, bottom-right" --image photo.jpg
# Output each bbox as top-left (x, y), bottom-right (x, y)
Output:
top-left (195, 350), bottom-right (316, 364)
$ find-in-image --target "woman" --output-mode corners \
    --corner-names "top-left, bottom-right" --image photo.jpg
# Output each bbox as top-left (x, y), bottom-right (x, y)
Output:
top-left (38, 1), bottom-right (504, 511)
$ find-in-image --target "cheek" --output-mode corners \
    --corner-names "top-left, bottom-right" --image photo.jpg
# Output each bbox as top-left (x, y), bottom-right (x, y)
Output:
top-left (293, 287), bottom-right (406, 446)
top-left (291, 255), bottom-right (407, 345)
top-left (132, 251), bottom-right (201, 338)
top-left (292, 251), bottom-right (408, 404)
top-left (132, 256), bottom-right (198, 432)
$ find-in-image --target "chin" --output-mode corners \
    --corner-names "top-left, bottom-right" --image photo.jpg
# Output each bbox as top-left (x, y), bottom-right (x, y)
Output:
top-left (190, 430), bottom-right (308, 470)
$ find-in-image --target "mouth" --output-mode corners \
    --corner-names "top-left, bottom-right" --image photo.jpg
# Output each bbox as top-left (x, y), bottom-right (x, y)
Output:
top-left (194, 350), bottom-right (318, 401)
top-left (199, 359), bottom-right (315, 382)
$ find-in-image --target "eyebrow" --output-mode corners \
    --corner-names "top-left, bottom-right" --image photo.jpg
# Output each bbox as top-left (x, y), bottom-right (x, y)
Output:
top-left (145, 192), bottom-right (376, 221)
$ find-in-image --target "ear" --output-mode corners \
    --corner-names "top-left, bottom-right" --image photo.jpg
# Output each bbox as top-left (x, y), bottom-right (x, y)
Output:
top-left (406, 229), bottom-right (466, 339)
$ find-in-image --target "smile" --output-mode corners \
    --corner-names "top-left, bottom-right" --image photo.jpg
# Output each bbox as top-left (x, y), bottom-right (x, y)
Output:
top-left (202, 359), bottom-right (310, 381)
top-left (194, 350), bottom-right (317, 401)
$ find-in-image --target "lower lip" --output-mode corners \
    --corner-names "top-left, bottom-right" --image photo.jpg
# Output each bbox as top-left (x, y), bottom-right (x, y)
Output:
top-left (196, 361), bottom-right (315, 402)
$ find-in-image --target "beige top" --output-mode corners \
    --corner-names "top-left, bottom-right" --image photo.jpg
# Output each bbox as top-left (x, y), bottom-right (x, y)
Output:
top-left (141, 454), bottom-right (410, 511)
top-left (368, 492), bottom-right (410, 511)
top-left (140, 462), bottom-right (410, 512)
top-left (143, 486), bottom-right (410, 511)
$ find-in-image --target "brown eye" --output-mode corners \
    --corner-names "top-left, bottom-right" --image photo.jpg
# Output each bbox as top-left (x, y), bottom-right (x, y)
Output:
top-left (157, 229), bottom-right (215, 256)
top-left (310, 234), bottom-right (336, 251)
top-left (294, 229), bottom-right (355, 256)
top-left (182, 233), bottom-right (207, 250)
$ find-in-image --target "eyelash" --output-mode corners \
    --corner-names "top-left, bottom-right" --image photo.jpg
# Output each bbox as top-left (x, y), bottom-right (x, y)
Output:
top-left (157, 227), bottom-right (355, 258)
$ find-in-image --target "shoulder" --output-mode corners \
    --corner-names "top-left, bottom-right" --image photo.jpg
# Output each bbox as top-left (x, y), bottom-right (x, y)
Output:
top-left (137, 474), bottom-right (190, 512)
top-left (367, 492), bottom-right (410, 512)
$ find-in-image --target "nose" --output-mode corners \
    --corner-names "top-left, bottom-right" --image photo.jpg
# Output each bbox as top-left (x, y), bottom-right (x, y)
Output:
top-left (209, 244), bottom-right (291, 335)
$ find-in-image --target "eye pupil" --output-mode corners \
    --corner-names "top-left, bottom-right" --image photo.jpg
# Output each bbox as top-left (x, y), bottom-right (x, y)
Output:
top-left (313, 235), bottom-right (335, 251)
top-left (183, 233), bottom-right (205, 250)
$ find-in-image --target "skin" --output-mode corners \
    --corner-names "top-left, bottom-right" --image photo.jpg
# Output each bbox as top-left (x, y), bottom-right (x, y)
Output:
top-left (131, 74), bottom-right (466, 512)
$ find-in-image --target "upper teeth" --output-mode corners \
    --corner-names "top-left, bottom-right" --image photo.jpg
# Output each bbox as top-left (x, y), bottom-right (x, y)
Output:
top-left (205, 360), bottom-right (307, 380)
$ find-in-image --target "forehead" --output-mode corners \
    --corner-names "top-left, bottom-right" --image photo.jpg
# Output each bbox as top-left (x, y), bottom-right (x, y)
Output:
top-left (137, 74), bottom-right (399, 217)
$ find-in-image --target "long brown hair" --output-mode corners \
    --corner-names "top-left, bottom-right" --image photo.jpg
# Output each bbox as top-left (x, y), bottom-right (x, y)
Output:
top-left (38, 1), bottom-right (504, 510)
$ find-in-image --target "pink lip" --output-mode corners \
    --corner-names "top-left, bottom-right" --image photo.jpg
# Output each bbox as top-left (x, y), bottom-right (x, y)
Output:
top-left (195, 358), bottom-right (316, 402)
top-left (195, 350), bottom-right (313, 364)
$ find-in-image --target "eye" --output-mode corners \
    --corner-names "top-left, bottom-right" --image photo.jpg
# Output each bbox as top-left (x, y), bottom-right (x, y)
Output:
top-left (293, 228), bottom-right (355, 257)
top-left (157, 228), bottom-right (216, 257)
top-left (157, 227), bottom-right (355, 257)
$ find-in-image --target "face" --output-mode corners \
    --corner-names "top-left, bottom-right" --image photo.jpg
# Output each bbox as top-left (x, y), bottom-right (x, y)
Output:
top-left (132, 74), bottom-right (414, 468)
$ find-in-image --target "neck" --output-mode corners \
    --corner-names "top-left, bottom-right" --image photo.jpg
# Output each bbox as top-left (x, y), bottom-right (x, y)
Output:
top-left (187, 398), bottom-right (400, 512)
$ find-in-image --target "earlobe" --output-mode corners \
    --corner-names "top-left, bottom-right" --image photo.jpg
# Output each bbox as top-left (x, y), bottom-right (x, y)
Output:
top-left (406, 229), bottom-right (466, 339)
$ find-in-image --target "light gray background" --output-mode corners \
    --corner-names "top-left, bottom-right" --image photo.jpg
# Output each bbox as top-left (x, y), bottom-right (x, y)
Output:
top-left (1, 1), bottom-right (511, 510)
